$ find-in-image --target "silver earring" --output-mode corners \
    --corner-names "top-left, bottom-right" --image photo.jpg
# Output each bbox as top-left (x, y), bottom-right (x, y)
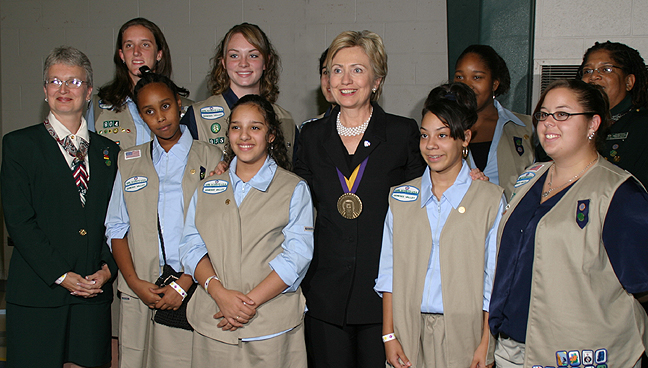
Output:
top-left (588, 132), bottom-right (595, 140)
top-left (462, 146), bottom-right (469, 158)
top-left (372, 88), bottom-right (377, 93)
top-left (45, 97), bottom-right (48, 102)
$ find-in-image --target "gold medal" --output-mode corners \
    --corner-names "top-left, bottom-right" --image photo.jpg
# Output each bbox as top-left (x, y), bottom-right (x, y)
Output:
top-left (337, 193), bottom-right (363, 219)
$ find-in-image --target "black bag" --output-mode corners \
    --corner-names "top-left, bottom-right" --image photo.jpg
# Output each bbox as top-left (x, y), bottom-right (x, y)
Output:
top-left (152, 194), bottom-right (196, 331)
top-left (153, 264), bottom-right (196, 331)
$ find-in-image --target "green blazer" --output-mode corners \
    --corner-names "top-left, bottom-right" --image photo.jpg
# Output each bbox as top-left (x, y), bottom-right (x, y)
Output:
top-left (1, 123), bottom-right (119, 307)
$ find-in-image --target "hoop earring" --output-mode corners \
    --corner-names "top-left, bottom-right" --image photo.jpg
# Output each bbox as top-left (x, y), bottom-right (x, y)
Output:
top-left (462, 146), bottom-right (469, 158)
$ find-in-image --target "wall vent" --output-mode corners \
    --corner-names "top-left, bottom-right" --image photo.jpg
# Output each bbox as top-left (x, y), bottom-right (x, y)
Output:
top-left (539, 65), bottom-right (580, 93)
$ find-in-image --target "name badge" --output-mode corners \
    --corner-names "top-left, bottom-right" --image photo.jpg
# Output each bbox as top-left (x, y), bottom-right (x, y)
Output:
top-left (203, 179), bottom-right (228, 194)
top-left (391, 185), bottom-right (420, 202)
top-left (201, 106), bottom-right (225, 120)
top-left (124, 176), bottom-right (148, 192)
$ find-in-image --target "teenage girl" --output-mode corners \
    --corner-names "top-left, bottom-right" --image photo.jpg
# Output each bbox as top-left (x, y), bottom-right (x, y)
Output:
top-left (181, 23), bottom-right (297, 161)
top-left (105, 68), bottom-right (222, 367)
top-left (180, 94), bottom-right (313, 367)
top-left (375, 82), bottom-right (506, 368)
top-left (89, 17), bottom-right (192, 149)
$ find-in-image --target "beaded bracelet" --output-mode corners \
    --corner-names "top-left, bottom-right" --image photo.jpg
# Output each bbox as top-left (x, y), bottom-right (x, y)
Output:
top-left (169, 281), bottom-right (187, 301)
top-left (382, 333), bottom-right (396, 343)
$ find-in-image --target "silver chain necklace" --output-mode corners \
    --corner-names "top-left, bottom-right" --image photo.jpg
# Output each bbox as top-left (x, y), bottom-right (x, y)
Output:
top-left (336, 108), bottom-right (373, 137)
top-left (542, 157), bottom-right (598, 198)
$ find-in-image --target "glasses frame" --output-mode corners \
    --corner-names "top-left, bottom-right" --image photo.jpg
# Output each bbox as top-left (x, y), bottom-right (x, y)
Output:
top-left (44, 78), bottom-right (88, 89)
top-left (534, 111), bottom-right (596, 122)
top-left (581, 65), bottom-right (622, 76)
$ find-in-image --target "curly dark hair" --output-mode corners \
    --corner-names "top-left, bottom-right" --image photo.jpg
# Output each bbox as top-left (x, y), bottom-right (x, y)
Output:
top-left (533, 79), bottom-right (611, 150)
top-left (422, 82), bottom-right (478, 141)
top-left (98, 18), bottom-right (172, 112)
top-left (133, 66), bottom-right (189, 109)
top-left (578, 41), bottom-right (648, 108)
top-left (208, 23), bottom-right (281, 103)
top-left (456, 44), bottom-right (511, 97)
top-left (225, 94), bottom-right (291, 170)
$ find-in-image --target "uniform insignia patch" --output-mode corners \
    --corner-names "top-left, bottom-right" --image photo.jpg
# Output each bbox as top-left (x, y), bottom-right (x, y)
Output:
top-left (203, 179), bottom-right (228, 194)
top-left (576, 199), bottom-right (589, 229)
top-left (391, 185), bottom-right (419, 202)
top-left (201, 106), bottom-right (225, 120)
top-left (568, 350), bottom-right (580, 366)
top-left (514, 171), bottom-right (536, 188)
top-left (594, 349), bottom-right (607, 364)
top-left (124, 149), bottom-right (141, 160)
top-left (124, 176), bottom-right (148, 192)
top-left (582, 350), bottom-right (594, 365)
top-left (556, 350), bottom-right (568, 366)
top-left (514, 136), bottom-right (524, 156)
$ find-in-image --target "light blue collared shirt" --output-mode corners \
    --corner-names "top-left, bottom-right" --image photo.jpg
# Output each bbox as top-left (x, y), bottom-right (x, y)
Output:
top-left (468, 99), bottom-right (529, 186)
top-left (88, 97), bottom-right (153, 146)
top-left (375, 161), bottom-right (505, 312)
top-left (105, 125), bottom-right (193, 274)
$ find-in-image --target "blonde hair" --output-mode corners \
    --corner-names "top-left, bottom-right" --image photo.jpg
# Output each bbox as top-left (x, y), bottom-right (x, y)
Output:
top-left (325, 30), bottom-right (387, 100)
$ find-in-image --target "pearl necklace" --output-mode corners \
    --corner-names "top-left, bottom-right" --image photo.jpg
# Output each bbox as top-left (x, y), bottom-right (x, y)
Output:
top-left (336, 108), bottom-right (373, 137)
top-left (541, 157), bottom-right (598, 198)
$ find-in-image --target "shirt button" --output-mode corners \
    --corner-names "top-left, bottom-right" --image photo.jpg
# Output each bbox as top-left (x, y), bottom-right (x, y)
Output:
top-left (79, 229), bottom-right (87, 236)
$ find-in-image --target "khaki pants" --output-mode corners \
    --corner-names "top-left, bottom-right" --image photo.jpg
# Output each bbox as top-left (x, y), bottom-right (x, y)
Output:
top-left (119, 293), bottom-right (193, 368)
top-left (192, 322), bottom-right (307, 368)
top-left (416, 314), bottom-right (447, 368)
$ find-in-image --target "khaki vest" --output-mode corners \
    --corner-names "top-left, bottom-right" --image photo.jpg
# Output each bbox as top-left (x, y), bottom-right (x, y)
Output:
top-left (186, 168), bottom-right (306, 343)
top-left (501, 158), bottom-right (648, 368)
top-left (117, 140), bottom-right (223, 297)
top-left (390, 177), bottom-right (502, 368)
top-left (92, 95), bottom-right (193, 149)
top-left (496, 113), bottom-right (535, 200)
top-left (191, 94), bottom-right (296, 162)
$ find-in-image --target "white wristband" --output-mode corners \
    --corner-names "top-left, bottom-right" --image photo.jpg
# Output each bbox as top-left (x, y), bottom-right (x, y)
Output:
top-left (204, 275), bottom-right (219, 292)
top-left (382, 333), bottom-right (396, 343)
top-left (169, 281), bottom-right (187, 301)
top-left (55, 273), bottom-right (68, 285)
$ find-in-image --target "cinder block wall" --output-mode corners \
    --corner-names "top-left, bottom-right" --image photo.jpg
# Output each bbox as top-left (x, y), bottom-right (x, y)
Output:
top-left (0, 0), bottom-right (449, 136)
top-left (533, 0), bottom-right (648, 106)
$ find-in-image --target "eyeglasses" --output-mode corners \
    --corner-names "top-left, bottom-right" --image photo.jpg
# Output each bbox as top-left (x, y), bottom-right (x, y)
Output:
top-left (44, 78), bottom-right (87, 89)
top-left (581, 65), bottom-right (622, 76)
top-left (534, 111), bottom-right (595, 121)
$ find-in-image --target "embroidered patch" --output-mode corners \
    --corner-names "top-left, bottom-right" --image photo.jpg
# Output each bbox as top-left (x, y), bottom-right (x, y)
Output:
top-left (594, 349), bottom-right (607, 364)
top-left (304, 226), bottom-right (314, 232)
top-left (391, 185), bottom-right (420, 202)
top-left (514, 171), bottom-right (536, 188)
top-left (556, 350), bottom-right (568, 366)
top-left (209, 137), bottom-right (226, 145)
top-left (582, 350), bottom-right (594, 365)
top-left (124, 176), bottom-right (148, 192)
top-left (528, 164), bottom-right (544, 172)
top-left (607, 132), bottom-right (628, 140)
top-left (210, 122), bottom-right (221, 134)
top-left (102, 120), bottom-right (119, 128)
top-left (203, 179), bottom-right (228, 194)
top-left (514, 136), bottom-right (524, 156)
top-left (200, 166), bottom-right (206, 180)
top-left (568, 350), bottom-right (580, 366)
top-left (576, 199), bottom-right (590, 229)
top-left (201, 106), bottom-right (225, 120)
top-left (124, 149), bottom-right (141, 160)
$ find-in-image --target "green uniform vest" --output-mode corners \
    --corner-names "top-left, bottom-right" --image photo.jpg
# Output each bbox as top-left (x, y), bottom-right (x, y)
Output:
top-left (390, 177), bottom-right (502, 368)
top-left (92, 95), bottom-right (193, 149)
top-left (496, 113), bottom-right (535, 200)
top-left (186, 168), bottom-right (306, 343)
top-left (502, 158), bottom-right (648, 368)
top-left (117, 140), bottom-right (222, 297)
top-left (191, 94), bottom-right (296, 161)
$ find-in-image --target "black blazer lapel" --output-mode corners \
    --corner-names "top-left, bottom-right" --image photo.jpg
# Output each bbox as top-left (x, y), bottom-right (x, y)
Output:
top-left (351, 102), bottom-right (386, 168)
top-left (37, 124), bottom-right (84, 206)
top-left (322, 109), bottom-right (354, 178)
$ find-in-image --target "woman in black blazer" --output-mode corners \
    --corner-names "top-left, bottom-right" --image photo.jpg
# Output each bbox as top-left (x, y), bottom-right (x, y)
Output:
top-left (295, 30), bottom-right (425, 368)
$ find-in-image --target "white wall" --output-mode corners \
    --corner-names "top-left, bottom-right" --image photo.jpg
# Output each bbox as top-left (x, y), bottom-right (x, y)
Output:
top-left (0, 0), bottom-right (449, 136)
top-left (533, 0), bottom-right (648, 105)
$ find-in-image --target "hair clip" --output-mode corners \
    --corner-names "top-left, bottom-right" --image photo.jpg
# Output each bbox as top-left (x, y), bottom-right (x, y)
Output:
top-left (444, 93), bottom-right (456, 101)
